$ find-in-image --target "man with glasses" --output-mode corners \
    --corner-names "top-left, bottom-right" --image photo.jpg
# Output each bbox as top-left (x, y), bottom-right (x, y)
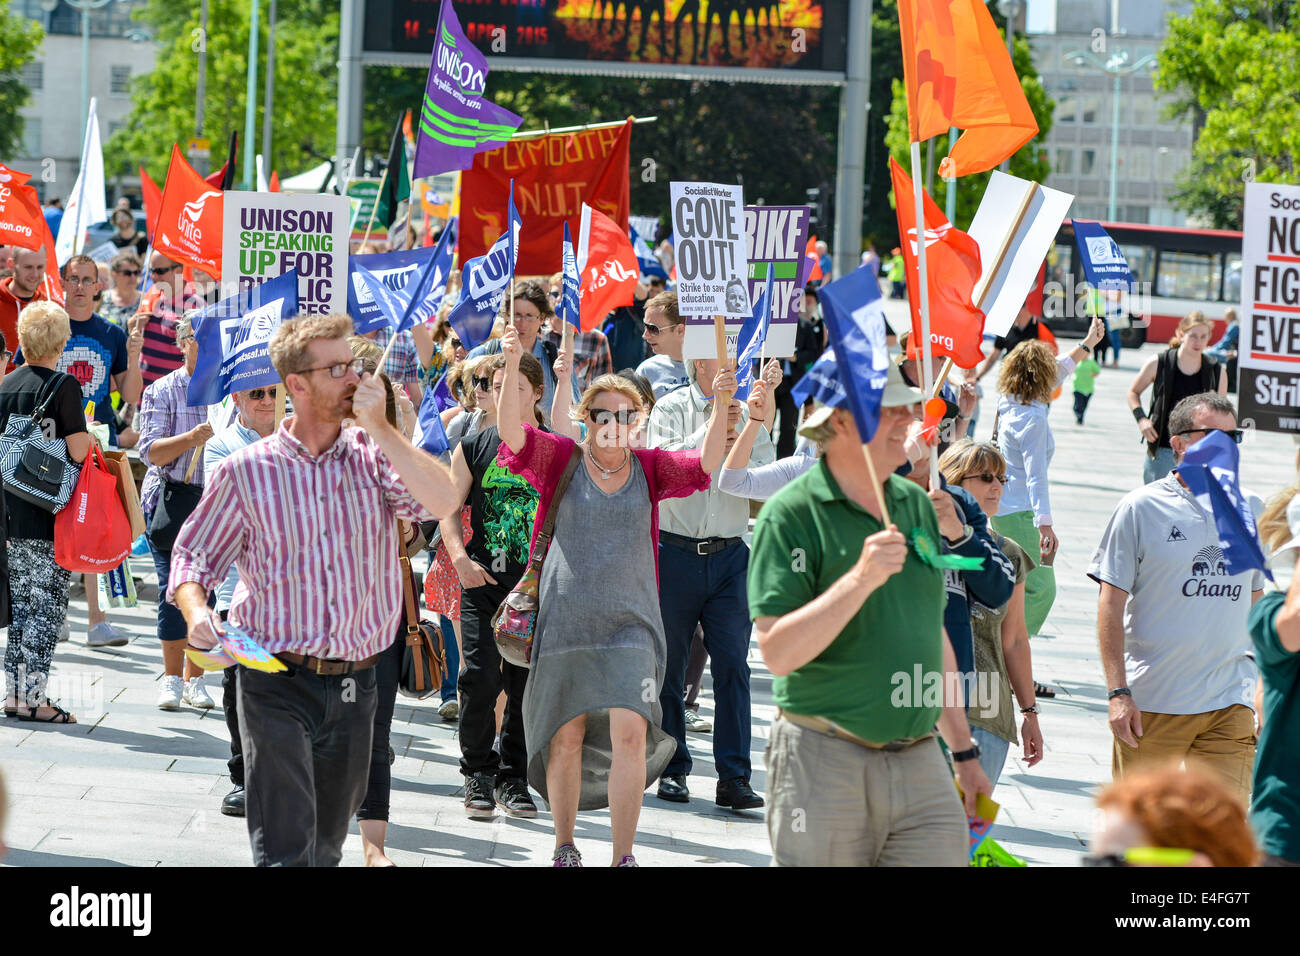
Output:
top-left (635, 291), bottom-right (691, 399)
top-left (134, 251), bottom-right (204, 388)
top-left (543, 271), bottom-right (612, 392)
top-left (201, 382), bottom-right (281, 820)
top-left (0, 246), bottom-right (55, 373)
top-left (1089, 392), bottom-right (1265, 804)
top-left (171, 314), bottom-right (459, 866)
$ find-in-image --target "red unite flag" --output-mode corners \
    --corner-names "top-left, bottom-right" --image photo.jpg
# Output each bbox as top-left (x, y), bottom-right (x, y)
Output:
top-left (154, 145), bottom-right (223, 278)
top-left (0, 163), bottom-right (64, 304)
top-left (889, 157), bottom-right (986, 369)
top-left (577, 204), bottom-right (638, 332)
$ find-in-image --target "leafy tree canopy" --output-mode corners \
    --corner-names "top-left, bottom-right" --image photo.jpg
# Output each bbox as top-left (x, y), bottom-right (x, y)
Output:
top-left (0, 0), bottom-right (43, 161)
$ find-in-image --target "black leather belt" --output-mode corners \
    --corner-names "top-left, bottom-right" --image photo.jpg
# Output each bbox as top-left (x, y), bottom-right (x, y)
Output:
top-left (659, 531), bottom-right (743, 556)
top-left (275, 651), bottom-right (378, 676)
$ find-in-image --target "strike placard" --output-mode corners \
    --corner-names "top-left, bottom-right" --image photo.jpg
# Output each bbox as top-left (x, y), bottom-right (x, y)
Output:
top-left (222, 191), bottom-right (351, 316)
top-left (1239, 182), bottom-right (1300, 433)
top-left (740, 204), bottom-right (810, 358)
top-left (671, 181), bottom-right (748, 359)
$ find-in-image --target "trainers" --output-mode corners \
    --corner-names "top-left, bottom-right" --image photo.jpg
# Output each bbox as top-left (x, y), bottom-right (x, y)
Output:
top-left (156, 675), bottom-right (184, 711)
top-left (182, 676), bottom-right (215, 709)
top-left (552, 843), bottom-right (582, 867)
top-left (438, 698), bottom-right (459, 721)
top-left (464, 772), bottom-right (496, 819)
top-left (494, 777), bottom-right (538, 819)
top-left (615, 854), bottom-right (639, 867)
top-left (86, 621), bottom-right (128, 648)
top-left (684, 708), bottom-right (713, 733)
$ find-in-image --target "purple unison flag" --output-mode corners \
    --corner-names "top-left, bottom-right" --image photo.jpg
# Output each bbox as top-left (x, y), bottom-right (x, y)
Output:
top-left (412, 0), bottom-right (524, 179)
top-left (816, 265), bottom-right (890, 442)
top-left (1175, 430), bottom-right (1272, 580)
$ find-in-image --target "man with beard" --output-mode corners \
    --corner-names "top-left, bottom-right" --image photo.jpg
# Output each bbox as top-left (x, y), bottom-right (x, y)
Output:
top-left (170, 314), bottom-right (460, 866)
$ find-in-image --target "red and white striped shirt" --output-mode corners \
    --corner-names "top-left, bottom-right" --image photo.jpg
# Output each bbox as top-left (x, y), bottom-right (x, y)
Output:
top-left (168, 419), bottom-right (433, 661)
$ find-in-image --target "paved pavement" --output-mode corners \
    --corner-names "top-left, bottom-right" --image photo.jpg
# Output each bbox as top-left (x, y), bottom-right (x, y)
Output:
top-left (2, 335), bottom-right (1293, 867)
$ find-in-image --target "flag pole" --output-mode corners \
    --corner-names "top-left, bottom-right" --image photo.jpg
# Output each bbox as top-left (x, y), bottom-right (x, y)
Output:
top-left (713, 315), bottom-right (733, 404)
top-left (861, 444), bottom-right (892, 526)
top-left (358, 165), bottom-right (391, 250)
top-left (184, 443), bottom-right (204, 482)
top-left (909, 139), bottom-right (939, 487)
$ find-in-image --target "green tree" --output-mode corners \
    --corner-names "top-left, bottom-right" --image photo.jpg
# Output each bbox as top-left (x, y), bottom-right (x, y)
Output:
top-left (885, 30), bottom-right (1054, 236)
top-left (0, 0), bottom-right (43, 160)
top-left (1155, 0), bottom-right (1300, 228)
top-left (104, 0), bottom-right (339, 184)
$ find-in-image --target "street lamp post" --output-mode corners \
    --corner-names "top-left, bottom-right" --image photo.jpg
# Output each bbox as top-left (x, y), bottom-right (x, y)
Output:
top-left (1064, 47), bottom-right (1157, 221)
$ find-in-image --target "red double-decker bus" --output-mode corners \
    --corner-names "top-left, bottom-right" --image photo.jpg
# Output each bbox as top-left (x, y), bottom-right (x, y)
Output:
top-left (1046, 221), bottom-right (1243, 348)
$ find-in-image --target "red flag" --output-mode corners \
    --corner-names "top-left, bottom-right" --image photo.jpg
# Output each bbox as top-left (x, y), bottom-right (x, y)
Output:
top-left (899, 0), bottom-right (1039, 177)
top-left (139, 165), bottom-right (162, 238)
top-left (889, 157), bottom-right (986, 369)
top-left (578, 205), bottom-right (638, 332)
top-left (0, 164), bottom-right (47, 250)
top-left (204, 162), bottom-right (227, 189)
top-left (155, 144), bottom-right (223, 278)
top-left (461, 119), bottom-right (631, 275)
top-left (268, 170), bottom-right (280, 193)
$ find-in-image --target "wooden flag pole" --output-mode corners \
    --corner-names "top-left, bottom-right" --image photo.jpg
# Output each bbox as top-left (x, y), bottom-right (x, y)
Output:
top-left (712, 314), bottom-right (733, 399)
top-left (373, 332), bottom-right (399, 378)
top-left (184, 442), bottom-right (204, 482)
top-left (274, 383), bottom-right (287, 429)
top-left (860, 444), bottom-right (892, 527)
top-left (909, 139), bottom-right (939, 489)
top-left (358, 164), bottom-right (390, 250)
top-left (931, 357), bottom-right (954, 399)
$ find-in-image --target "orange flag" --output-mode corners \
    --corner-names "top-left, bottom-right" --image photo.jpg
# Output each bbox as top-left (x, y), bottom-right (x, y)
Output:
top-left (899, 0), bottom-right (1038, 178)
top-left (154, 144), bottom-right (223, 279)
top-left (890, 157), bottom-right (986, 369)
top-left (139, 165), bottom-right (162, 239)
top-left (268, 170), bottom-right (281, 193)
top-left (0, 164), bottom-right (63, 304)
top-left (803, 236), bottom-right (823, 282)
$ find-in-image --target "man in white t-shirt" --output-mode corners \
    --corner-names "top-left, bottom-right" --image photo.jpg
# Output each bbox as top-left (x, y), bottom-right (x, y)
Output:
top-left (1088, 392), bottom-right (1264, 803)
top-left (635, 291), bottom-right (691, 399)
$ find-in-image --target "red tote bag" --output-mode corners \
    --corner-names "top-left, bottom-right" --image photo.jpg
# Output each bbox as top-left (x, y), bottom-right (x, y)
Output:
top-left (55, 442), bottom-right (132, 573)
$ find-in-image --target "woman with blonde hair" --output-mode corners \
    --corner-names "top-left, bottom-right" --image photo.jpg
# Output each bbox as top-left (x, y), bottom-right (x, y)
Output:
top-left (1127, 310), bottom-right (1228, 482)
top-left (495, 326), bottom-right (731, 867)
top-left (0, 302), bottom-right (90, 722)
top-left (939, 439), bottom-right (1044, 784)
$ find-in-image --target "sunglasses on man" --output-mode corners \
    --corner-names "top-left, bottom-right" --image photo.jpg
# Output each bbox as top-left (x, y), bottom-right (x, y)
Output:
top-left (150, 265), bottom-right (179, 276)
top-left (589, 407), bottom-right (638, 426)
top-left (1175, 427), bottom-right (1244, 445)
top-left (247, 387), bottom-right (277, 400)
top-left (643, 321), bottom-right (677, 336)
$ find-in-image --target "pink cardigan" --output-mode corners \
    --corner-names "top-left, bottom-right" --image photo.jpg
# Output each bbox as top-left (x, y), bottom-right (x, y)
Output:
top-left (496, 424), bottom-right (711, 582)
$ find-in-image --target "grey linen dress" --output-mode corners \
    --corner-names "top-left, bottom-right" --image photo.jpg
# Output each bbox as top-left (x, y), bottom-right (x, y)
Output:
top-left (524, 456), bottom-right (676, 809)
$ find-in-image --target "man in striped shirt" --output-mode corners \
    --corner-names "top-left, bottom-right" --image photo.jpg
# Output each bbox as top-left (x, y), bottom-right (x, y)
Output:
top-left (133, 252), bottom-right (205, 388)
top-left (170, 314), bottom-right (460, 867)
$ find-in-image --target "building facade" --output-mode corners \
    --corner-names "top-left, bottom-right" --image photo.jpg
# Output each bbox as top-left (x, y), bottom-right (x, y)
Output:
top-left (10, 0), bottom-right (155, 207)
top-left (1027, 0), bottom-right (1195, 226)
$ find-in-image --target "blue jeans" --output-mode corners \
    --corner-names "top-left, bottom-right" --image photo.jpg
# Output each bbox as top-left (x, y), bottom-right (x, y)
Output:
top-left (145, 508), bottom-right (188, 642)
top-left (657, 537), bottom-right (752, 781)
top-left (1108, 328), bottom-right (1123, 363)
top-left (970, 726), bottom-right (1011, 788)
top-left (1144, 445), bottom-right (1176, 484)
top-left (439, 614), bottom-right (459, 703)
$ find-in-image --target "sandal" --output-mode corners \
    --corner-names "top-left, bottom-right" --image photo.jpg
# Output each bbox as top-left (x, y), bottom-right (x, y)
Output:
top-left (17, 699), bottom-right (77, 723)
top-left (1033, 681), bottom-right (1056, 699)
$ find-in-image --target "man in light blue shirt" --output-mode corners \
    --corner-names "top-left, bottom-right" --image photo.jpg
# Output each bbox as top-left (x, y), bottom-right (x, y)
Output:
top-left (202, 383), bottom-right (278, 820)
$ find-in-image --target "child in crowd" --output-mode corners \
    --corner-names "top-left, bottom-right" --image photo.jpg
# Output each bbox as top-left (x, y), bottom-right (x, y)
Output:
top-left (1072, 351), bottom-right (1102, 425)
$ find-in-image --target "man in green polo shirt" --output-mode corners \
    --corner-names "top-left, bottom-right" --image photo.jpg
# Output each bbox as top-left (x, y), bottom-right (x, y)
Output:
top-left (749, 364), bottom-right (993, 867)
top-left (1247, 521), bottom-right (1300, 867)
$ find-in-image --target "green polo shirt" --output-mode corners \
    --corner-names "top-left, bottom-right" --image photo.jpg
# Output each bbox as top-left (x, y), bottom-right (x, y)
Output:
top-left (1248, 590), bottom-right (1300, 863)
top-left (748, 459), bottom-right (946, 743)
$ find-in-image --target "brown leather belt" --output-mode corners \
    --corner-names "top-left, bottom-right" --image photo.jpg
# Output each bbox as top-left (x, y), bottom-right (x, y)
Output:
top-left (275, 651), bottom-right (378, 676)
top-left (776, 709), bottom-right (933, 752)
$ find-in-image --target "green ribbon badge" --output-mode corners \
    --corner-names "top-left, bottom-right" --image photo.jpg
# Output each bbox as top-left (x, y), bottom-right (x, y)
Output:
top-left (910, 527), bottom-right (985, 572)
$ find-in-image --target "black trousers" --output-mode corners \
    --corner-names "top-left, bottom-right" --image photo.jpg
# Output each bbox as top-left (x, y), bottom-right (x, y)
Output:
top-left (238, 662), bottom-right (377, 867)
top-left (357, 628), bottom-right (405, 822)
top-left (458, 579), bottom-right (528, 782)
top-left (773, 376), bottom-right (800, 459)
top-left (223, 666), bottom-right (243, 787)
top-left (1073, 390), bottom-right (1092, 420)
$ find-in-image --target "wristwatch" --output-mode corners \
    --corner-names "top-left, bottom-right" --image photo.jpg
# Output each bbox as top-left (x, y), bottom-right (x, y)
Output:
top-left (944, 524), bottom-right (973, 547)
top-left (1108, 687), bottom-right (1132, 700)
top-left (1020, 705), bottom-right (1040, 716)
top-left (951, 743), bottom-right (982, 763)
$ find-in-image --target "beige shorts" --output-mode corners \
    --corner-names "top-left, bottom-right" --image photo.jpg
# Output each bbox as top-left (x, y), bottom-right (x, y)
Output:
top-left (764, 715), bottom-right (967, 867)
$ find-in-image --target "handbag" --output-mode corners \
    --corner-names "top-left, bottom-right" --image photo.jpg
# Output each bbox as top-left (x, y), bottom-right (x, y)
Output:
top-left (148, 478), bottom-right (204, 551)
top-left (55, 440), bottom-right (132, 573)
top-left (397, 527), bottom-right (448, 699)
top-left (0, 371), bottom-right (80, 513)
top-left (490, 446), bottom-right (582, 668)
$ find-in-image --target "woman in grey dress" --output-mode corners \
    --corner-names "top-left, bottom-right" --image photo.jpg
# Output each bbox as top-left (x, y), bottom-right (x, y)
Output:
top-left (495, 328), bottom-right (732, 867)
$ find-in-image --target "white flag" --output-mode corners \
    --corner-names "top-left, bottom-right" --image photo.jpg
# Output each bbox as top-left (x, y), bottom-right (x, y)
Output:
top-left (56, 98), bottom-right (107, 265)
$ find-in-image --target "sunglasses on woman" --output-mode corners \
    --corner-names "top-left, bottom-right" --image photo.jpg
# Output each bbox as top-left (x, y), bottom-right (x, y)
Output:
top-left (472, 376), bottom-right (491, 392)
top-left (449, 337), bottom-right (462, 348)
top-left (247, 387), bottom-right (277, 400)
top-left (589, 407), bottom-right (638, 426)
top-left (968, 472), bottom-right (1010, 485)
top-left (116, 269), bottom-right (141, 278)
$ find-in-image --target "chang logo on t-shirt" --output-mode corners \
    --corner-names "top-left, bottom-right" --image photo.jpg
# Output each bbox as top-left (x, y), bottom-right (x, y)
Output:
top-left (1181, 545), bottom-right (1242, 600)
